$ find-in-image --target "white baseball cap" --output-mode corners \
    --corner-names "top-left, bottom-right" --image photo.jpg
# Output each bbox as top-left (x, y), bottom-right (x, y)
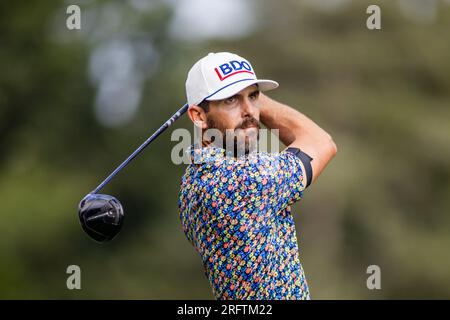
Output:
top-left (185, 52), bottom-right (279, 107)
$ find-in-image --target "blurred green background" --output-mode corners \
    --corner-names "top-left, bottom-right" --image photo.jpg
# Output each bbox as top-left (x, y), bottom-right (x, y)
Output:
top-left (1, 0), bottom-right (449, 299)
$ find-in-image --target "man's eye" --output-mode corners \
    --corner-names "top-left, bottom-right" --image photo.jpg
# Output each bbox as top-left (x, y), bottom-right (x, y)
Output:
top-left (225, 97), bottom-right (236, 104)
top-left (249, 92), bottom-right (259, 100)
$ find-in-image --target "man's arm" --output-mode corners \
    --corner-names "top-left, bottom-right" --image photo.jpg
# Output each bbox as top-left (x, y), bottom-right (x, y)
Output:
top-left (259, 93), bottom-right (337, 185)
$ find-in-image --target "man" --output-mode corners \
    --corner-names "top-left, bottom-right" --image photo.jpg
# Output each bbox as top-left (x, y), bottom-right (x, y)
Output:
top-left (178, 52), bottom-right (337, 299)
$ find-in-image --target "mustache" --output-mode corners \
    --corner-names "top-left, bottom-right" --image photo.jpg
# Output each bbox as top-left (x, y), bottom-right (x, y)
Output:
top-left (236, 117), bottom-right (260, 130)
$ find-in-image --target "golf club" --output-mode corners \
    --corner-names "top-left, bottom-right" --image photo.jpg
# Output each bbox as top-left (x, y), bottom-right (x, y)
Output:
top-left (78, 103), bottom-right (189, 242)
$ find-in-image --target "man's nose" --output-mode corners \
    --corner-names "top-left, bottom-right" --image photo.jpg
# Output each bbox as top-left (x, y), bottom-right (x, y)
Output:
top-left (241, 98), bottom-right (256, 117)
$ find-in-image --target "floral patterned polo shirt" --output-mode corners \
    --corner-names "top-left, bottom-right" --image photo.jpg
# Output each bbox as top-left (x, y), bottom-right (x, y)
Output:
top-left (178, 144), bottom-right (311, 300)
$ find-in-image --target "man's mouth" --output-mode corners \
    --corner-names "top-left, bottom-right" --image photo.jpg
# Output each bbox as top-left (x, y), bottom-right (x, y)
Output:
top-left (239, 123), bottom-right (259, 130)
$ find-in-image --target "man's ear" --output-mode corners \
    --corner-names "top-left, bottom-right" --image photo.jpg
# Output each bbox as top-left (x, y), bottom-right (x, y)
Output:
top-left (188, 105), bottom-right (208, 129)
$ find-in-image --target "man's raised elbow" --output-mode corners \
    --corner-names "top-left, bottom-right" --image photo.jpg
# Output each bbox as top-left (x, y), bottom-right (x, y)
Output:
top-left (313, 135), bottom-right (337, 166)
top-left (326, 136), bottom-right (337, 158)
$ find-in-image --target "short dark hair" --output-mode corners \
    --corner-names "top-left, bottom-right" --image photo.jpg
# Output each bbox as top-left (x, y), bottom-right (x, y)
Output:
top-left (198, 99), bottom-right (210, 112)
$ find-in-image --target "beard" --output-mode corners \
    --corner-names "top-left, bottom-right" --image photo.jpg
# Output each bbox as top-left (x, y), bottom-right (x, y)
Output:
top-left (206, 116), bottom-right (260, 157)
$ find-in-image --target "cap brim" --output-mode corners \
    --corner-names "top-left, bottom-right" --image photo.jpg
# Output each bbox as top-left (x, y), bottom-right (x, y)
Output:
top-left (205, 79), bottom-right (279, 102)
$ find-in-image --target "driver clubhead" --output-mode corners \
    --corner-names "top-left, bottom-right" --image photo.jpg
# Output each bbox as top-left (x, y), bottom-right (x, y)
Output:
top-left (78, 194), bottom-right (124, 242)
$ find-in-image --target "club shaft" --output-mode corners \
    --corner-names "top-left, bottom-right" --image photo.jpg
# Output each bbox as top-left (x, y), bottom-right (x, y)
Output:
top-left (91, 103), bottom-right (189, 195)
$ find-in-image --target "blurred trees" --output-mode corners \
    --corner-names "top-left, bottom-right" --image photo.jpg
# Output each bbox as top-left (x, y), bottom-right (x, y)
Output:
top-left (0, 0), bottom-right (449, 299)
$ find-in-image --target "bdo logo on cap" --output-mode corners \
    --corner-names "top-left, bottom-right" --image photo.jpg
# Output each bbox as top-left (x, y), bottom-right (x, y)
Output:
top-left (214, 60), bottom-right (255, 81)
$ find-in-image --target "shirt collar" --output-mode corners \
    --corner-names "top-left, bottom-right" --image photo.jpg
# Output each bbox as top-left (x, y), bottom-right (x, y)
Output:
top-left (188, 143), bottom-right (259, 165)
top-left (188, 143), bottom-right (226, 164)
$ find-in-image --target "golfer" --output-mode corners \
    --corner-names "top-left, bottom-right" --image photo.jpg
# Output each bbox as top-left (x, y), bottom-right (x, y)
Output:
top-left (178, 52), bottom-right (337, 300)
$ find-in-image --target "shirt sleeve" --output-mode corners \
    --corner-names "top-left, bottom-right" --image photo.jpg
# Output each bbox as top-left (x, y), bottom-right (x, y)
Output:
top-left (274, 150), bottom-right (307, 207)
top-left (239, 151), bottom-right (307, 214)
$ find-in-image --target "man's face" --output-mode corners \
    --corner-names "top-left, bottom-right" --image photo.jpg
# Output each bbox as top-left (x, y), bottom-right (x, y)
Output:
top-left (204, 85), bottom-right (261, 155)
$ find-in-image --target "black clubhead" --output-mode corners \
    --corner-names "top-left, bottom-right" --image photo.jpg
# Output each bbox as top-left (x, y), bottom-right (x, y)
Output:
top-left (78, 194), bottom-right (124, 242)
